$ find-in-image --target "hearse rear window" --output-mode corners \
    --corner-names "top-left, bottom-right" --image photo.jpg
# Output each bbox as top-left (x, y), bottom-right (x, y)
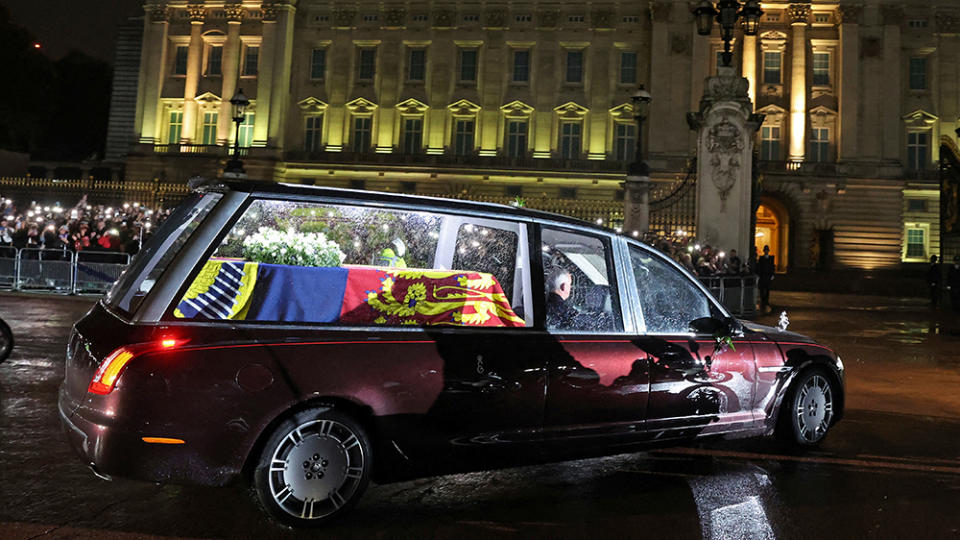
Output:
top-left (172, 199), bottom-right (532, 327)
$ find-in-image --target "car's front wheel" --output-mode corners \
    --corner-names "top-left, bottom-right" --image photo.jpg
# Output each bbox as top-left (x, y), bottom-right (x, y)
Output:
top-left (253, 407), bottom-right (371, 527)
top-left (777, 368), bottom-right (836, 447)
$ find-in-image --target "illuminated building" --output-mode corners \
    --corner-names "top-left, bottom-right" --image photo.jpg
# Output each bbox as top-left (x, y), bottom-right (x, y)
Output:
top-left (120, 0), bottom-right (960, 271)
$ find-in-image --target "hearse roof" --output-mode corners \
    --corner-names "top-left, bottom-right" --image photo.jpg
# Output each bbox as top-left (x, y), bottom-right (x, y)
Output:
top-left (200, 178), bottom-right (616, 235)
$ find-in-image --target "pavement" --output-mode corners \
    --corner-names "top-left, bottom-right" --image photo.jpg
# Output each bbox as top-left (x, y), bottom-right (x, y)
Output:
top-left (1, 291), bottom-right (959, 539)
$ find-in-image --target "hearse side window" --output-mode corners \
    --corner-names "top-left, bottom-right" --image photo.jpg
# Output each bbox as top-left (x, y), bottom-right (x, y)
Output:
top-left (172, 199), bottom-right (531, 328)
top-left (105, 192), bottom-right (222, 317)
top-left (541, 227), bottom-right (622, 333)
top-left (629, 245), bottom-right (711, 333)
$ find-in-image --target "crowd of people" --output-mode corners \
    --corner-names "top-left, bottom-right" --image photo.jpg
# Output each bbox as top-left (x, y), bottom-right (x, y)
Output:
top-left (646, 234), bottom-right (752, 277)
top-left (0, 194), bottom-right (169, 259)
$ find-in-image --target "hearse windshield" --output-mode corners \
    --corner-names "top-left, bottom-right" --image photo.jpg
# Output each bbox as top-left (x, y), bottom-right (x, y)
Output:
top-left (105, 192), bottom-right (222, 317)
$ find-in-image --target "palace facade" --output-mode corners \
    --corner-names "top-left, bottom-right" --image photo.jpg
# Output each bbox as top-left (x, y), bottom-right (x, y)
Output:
top-left (120, 0), bottom-right (960, 271)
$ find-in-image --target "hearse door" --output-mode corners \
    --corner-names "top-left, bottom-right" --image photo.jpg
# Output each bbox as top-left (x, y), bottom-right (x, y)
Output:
top-left (541, 228), bottom-right (650, 451)
top-left (417, 217), bottom-right (545, 462)
top-left (628, 245), bottom-right (756, 441)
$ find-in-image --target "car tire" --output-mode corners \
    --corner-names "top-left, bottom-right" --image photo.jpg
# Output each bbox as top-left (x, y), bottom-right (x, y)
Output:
top-left (0, 318), bottom-right (12, 363)
top-left (253, 406), bottom-right (372, 527)
top-left (776, 368), bottom-right (837, 447)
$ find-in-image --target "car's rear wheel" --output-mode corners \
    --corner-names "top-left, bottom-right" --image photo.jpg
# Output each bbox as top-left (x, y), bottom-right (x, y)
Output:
top-left (777, 368), bottom-right (836, 447)
top-left (253, 407), bottom-right (371, 527)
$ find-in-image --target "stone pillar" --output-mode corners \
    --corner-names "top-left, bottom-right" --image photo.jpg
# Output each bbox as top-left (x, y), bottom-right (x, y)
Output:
top-left (741, 35), bottom-right (757, 107)
top-left (688, 65), bottom-right (763, 258)
top-left (268, 1), bottom-right (296, 149)
top-left (181, 4), bottom-right (205, 143)
top-left (253, 4), bottom-right (278, 147)
top-left (137, 3), bottom-right (170, 144)
top-left (787, 3), bottom-right (810, 162)
top-left (837, 4), bottom-right (862, 161)
top-left (648, 1), bottom-right (671, 156)
top-left (218, 3), bottom-right (244, 145)
top-left (623, 176), bottom-right (651, 236)
top-left (881, 5), bottom-right (903, 162)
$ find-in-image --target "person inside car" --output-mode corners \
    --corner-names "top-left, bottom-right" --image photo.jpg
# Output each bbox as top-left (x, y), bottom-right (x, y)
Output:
top-left (546, 268), bottom-right (580, 330)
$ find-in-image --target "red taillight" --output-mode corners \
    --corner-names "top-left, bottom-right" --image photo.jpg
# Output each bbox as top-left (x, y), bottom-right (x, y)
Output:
top-left (87, 338), bottom-right (189, 395)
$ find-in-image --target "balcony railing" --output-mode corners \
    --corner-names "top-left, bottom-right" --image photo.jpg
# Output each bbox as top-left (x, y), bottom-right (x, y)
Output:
top-left (284, 150), bottom-right (630, 174)
top-left (152, 144), bottom-right (249, 157)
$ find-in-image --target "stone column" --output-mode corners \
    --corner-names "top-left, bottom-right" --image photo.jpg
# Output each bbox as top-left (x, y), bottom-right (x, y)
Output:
top-left (787, 3), bottom-right (810, 162)
top-left (741, 35), bottom-right (757, 107)
top-left (137, 3), bottom-right (170, 144)
top-left (218, 2), bottom-right (244, 145)
top-left (253, 3), bottom-right (278, 147)
top-left (623, 176), bottom-right (651, 236)
top-left (268, 0), bottom-right (296, 149)
top-left (647, 1), bottom-right (671, 156)
top-left (881, 5), bottom-right (903, 162)
top-left (837, 4), bottom-right (862, 161)
top-left (180, 4), bottom-right (205, 143)
top-left (688, 65), bottom-right (763, 257)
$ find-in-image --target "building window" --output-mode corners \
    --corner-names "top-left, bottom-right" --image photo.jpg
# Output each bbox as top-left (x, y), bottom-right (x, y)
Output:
top-left (358, 48), bottom-right (376, 81)
top-left (506, 120), bottom-right (527, 157)
top-left (242, 45), bottom-right (259, 76)
top-left (908, 19), bottom-right (928, 28)
top-left (565, 50), bottom-right (583, 84)
top-left (760, 126), bottom-right (781, 160)
top-left (167, 111), bottom-right (183, 144)
top-left (402, 118), bottom-right (423, 154)
top-left (812, 52), bottom-right (830, 86)
top-left (614, 123), bottom-right (636, 162)
top-left (907, 131), bottom-right (928, 170)
top-left (362, 14), bottom-right (378, 22)
top-left (622, 16), bottom-right (640, 23)
top-left (304, 115), bottom-right (323, 152)
top-left (907, 199), bottom-right (927, 212)
top-left (559, 122), bottom-right (581, 159)
top-left (512, 50), bottom-right (530, 83)
top-left (515, 14), bottom-right (532, 22)
top-left (352, 117), bottom-right (372, 152)
top-left (620, 52), bottom-right (637, 85)
top-left (173, 45), bottom-right (189, 75)
top-left (407, 48), bottom-right (426, 82)
top-left (453, 119), bottom-right (475, 155)
top-left (201, 112), bottom-right (218, 145)
top-left (568, 15), bottom-right (585, 23)
top-left (310, 49), bottom-right (326, 80)
top-left (207, 45), bottom-right (223, 76)
top-left (763, 52), bottom-right (781, 84)
top-left (905, 227), bottom-right (927, 258)
top-left (463, 14), bottom-right (479, 22)
top-left (809, 127), bottom-right (829, 162)
top-left (238, 112), bottom-right (254, 147)
top-left (910, 57), bottom-right (927, 90)
top-left (411, 14), bottom-right (428, 22)
top-left (459, 49), bottom-right (478, 83)
top-left (813, 13), bottom-right (829, 23)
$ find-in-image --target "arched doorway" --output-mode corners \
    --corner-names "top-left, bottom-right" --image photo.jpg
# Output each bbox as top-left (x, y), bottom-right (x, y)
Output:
top-left (755, 197), bottom-right (789, 273)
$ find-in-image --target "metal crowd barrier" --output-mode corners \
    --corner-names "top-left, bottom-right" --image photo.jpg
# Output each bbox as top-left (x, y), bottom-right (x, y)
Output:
top-left (698, 274), bottom-right (759, 317)
top-left (0, 247), bottom-right (130, 295)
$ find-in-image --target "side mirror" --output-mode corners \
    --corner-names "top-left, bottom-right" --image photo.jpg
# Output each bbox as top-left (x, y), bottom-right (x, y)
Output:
top-left (689, 316), bottom-right (742, 337)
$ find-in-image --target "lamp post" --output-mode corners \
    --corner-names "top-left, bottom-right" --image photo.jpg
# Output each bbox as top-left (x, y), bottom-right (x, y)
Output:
top-left (224, 89), bottom-right (249, 177)
top-left (623, 85), bottom-right (653, 237)
top-left (693, 0), bottom-right (763, 67)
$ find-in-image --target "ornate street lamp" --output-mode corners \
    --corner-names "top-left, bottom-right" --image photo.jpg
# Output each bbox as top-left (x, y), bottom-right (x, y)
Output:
top-left (693, 0), bottom-right (763, 67)
top-left (224, 89), bottom-right (250, 176)
top-left (629, 85), bottom-right (652, 178)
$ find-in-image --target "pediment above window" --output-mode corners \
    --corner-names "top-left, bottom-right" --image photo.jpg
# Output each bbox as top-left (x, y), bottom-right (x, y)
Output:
top-left (448, 99), bottom-right (481, 117)
top-left (500, 100), bottom-right (534, 118)
top-left (757, 104), bottom-right (787, 124)
top-left (902, 109), bottom-right (937, 129)
top-left (554, 101), bottom-right (588, 119)
top-left (608, 102), bottom-right (635, 120)
top-left (298, 97), bottom-right (328, 113)
top-left (345, 97), bottom-right (378, 114)
top-left (396, 98), bottom-right (429, 115)
top-left (194, 92), bottom-right (221, 104)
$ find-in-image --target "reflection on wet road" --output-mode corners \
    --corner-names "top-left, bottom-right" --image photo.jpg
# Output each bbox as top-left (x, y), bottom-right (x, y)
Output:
top-left (2, 292), bottom-right (960, 539)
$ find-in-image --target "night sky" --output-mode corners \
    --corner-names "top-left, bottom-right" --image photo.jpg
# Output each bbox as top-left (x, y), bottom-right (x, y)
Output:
top-left (3, 0), bottom-right (143, 64)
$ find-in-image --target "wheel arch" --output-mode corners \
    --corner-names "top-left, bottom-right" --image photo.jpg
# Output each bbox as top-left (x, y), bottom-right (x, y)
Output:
top-left (772, 357), bottom-right (845, 435)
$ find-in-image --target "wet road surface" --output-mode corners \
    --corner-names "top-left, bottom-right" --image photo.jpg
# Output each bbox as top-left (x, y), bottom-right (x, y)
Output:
top-left (1, 291), bottom-right (959, 539)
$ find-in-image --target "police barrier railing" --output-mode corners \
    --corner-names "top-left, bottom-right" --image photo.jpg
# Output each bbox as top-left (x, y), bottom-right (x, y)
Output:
top-left (16, 248), bottom-right (76, 293)
top-left (74, 251), bottom-right (130, 295)
top-left (698, 274), bottom-right (759, 318)
top-left (0, 246), bottom-right (16, 289)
